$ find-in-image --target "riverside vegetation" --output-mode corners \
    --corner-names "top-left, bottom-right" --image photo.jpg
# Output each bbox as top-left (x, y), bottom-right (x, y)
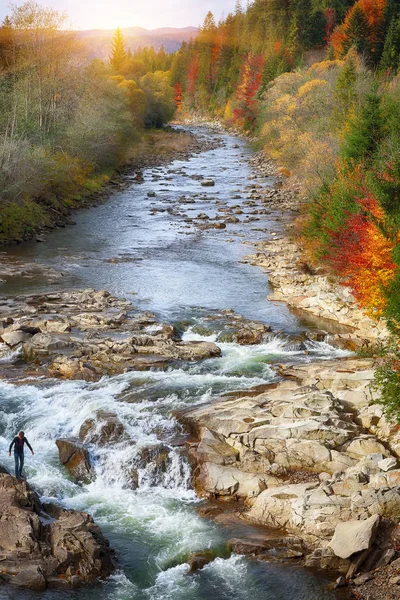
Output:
top-left (0, 1), bottom-right (176, 244)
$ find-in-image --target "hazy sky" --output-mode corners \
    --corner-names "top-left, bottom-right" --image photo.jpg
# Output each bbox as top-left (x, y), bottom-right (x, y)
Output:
top-left (1, 0), bottom-right (238, 30)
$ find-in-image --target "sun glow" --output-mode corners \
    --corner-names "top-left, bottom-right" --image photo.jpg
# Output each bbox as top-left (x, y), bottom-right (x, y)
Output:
top-left (2, 0), bottom-right (237, 31)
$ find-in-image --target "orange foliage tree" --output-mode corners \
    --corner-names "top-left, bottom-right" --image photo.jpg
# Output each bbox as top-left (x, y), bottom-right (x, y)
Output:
top-left (331, 0), bottom-right (387, 63)
top-left (329, 193), bottom-right (397, 315)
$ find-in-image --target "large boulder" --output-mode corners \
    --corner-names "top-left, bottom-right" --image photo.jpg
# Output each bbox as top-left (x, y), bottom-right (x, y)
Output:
top-left (129, 444), bottom-right (172, 488)
top-left (56, 438), bottom-right (94, 484)
top-left (79, 412), bottom-right (126, 446)
top-left (1, 330), bottom-right (32, 347)
top-left (0, 473), bottom-right (113, 590)
top-left (329, 515), bottom-right (381, 559)
top-left (161, 341), bottom-right (222, 361)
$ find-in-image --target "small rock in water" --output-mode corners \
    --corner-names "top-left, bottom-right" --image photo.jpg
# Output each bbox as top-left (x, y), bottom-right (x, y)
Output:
top-left (201, 179), bottom-right (215, 187)
top-left (188, 551), bottom-right (215, 573)
top-left (334, 576), bottom-right (346, 589)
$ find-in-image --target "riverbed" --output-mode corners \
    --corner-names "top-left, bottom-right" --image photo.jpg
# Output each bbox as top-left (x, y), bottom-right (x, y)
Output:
top-left (0, 127), bottom-right (349, 600)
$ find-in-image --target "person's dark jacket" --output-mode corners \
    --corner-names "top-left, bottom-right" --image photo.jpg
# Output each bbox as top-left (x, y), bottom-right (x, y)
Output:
top-left (9, 436), bottom-right (33, 455)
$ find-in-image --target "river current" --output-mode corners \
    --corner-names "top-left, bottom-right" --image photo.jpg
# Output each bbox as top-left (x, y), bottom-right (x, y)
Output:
top-left (0, 127), bottom-right (348, 600)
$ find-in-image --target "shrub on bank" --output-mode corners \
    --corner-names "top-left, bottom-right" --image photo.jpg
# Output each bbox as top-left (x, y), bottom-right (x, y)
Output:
top-left (0, 200), bottom-right (47, 244)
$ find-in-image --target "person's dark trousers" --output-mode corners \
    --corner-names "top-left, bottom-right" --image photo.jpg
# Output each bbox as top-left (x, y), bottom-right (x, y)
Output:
top-left (14, 453), bottom-right (24, 479)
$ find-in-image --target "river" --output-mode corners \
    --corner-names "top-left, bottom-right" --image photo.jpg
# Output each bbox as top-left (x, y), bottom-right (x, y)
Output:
top-left (0, 127), bottom-right (349, 600)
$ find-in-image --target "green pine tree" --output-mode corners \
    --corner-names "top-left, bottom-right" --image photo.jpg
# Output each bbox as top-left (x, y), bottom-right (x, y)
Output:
top-left (332, 52), bottom-right (357, 128)
top-left (380, 16), bottom-right (400, 72)
top-left (341, 88), bottom-right (384, 164)
top-left (109, 27), bottom-right (127, 73)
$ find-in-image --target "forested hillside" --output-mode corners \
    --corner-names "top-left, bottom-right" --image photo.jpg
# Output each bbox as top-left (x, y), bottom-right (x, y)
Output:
top-left (0, 1), bottom-right (175, 243)
top-left (171, 0), bottom-right (400, 413)
top-left (79, 26), bottom-right (198, 59)
top-left (171, 0), bottom-right (400, 121)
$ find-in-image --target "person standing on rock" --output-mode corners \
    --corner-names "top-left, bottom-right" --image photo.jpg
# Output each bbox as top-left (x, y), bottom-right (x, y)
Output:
top-left (8, 431), bottom-right (34, 480)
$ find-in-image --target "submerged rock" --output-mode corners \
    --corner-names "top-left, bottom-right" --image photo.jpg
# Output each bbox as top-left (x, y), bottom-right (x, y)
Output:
top-left (129, 444), bottom-right (176, 489)
top-left (0, 473), bottom-right (113, 590)
top-left (187, 551), bottom-right (215, 572)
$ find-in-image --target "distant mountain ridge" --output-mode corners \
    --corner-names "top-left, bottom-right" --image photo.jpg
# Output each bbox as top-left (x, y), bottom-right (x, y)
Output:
top-left (78, 26), bottom-right (197, 57)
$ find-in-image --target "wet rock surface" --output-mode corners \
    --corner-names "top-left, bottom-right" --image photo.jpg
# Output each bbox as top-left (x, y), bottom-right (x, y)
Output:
top-left (187, 551), bottom-right (215, 572)
top-left (56, 438), bottom-right (94, 484)
top-left (0, 472), bottom-right (114, 590)
top-left (187, 308), bottom-right (272, 345)
top-left (79, 411), bottom-right (126, 446)
top-left (0, 289), bottom-right (222, 380)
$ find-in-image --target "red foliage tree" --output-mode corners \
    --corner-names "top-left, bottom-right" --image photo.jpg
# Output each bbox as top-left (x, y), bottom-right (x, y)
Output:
top-left (324, 8), bottom-right (337, 44)
top-left (233, 53), bottom-right (264, 129)
top-left (329, 194), bottom-right (396, 315)
top-left (186, 53), bottom-right (199, 101)
top-left (174, 82), bottom-right (183, 109)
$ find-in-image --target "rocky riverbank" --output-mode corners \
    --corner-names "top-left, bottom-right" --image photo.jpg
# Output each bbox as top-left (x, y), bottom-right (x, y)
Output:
top-left (0, 471), bottom-right (114, 591)
top-left (177, 358), bottom-right (400, 598)
top-left (241, 149), bottom-right (389, 347)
